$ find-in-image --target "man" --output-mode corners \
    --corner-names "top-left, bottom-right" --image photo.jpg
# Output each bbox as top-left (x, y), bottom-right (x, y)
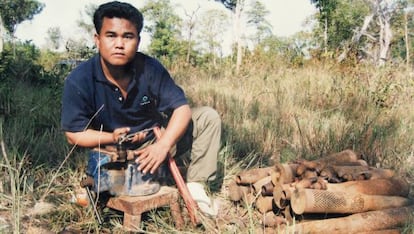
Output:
top-left (61, 1), bottom-right (221, 217)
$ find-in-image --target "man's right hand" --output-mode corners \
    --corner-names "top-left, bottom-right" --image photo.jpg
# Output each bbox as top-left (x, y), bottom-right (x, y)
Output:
top-left (113, 127), bottom-right (131, 143)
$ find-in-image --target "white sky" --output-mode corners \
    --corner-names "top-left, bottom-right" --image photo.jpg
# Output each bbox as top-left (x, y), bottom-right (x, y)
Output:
top-left (14, 0), bottom-right (316, 51)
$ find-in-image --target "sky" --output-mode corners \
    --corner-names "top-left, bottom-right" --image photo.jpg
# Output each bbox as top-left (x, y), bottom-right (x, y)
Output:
top-left (14, 0), bottom-right (316, 50)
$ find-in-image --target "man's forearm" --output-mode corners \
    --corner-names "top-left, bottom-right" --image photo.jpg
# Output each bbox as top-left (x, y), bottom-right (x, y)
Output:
top-left (65, 129), bottom-right (114, 148)
top-left (158, 104), bottom-right (192, 149)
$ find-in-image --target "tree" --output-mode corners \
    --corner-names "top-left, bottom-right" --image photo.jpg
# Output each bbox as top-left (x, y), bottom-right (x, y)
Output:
top-left (76, 3), bottom-right (97, 45)
top-left (215, 0), bottom-right (245, 74)
top-left (310, 0), bottom-right (339, 54)
top-left (182, 5), bottom-right (201, 64)
top-left (141, 0), bottom-right (184, 63)
top-left (63, 3), bottom-right (97, 61)
top-left (46, 27), bottom-right (62, 51)
top-left (246, 0), bottom-right (272, 45)
top-left (0, 0), bottom-right (44, 53)
top-left (0, 0), bottom-right (44, 34)
top-left (197, 9), bottom-right (229, 66)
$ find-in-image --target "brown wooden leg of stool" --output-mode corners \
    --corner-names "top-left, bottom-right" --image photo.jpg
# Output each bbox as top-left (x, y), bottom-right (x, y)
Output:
top-left (170, 198), bottom-right (184, 229)
top-left (123, 213), bottom-right (142, 231)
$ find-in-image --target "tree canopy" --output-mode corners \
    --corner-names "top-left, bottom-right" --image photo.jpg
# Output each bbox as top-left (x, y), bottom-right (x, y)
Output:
top-left (0, 0), bottom-right (44, 34)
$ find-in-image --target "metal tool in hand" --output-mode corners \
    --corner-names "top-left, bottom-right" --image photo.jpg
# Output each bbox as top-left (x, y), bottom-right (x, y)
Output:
top-left (118, 127), bottom-right (156, 144)
top-left (117, 127), bottom-right (157, 162)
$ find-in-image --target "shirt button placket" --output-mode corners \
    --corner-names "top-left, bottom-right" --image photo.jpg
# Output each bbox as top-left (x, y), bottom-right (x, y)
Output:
top-left (114, 87), bottom-right (123, 102)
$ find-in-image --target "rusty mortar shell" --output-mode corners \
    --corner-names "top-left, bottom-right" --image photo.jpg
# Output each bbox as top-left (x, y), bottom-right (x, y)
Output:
top-left (291, 188), bottom-right (412, 215)
top-left (261, 211), bottom-right (287, 228)
top-left (255, 195), bottom-right (275, 214)
top-left (261, 181), bottom-right (275, 196)
top-left (284, 205), bottom-right (414, 234)
top-left (228, 179), bottom-right (252, 202)
top-left (273, 183), bottom-right (293, 209)
top-left (272, 163), bottom-right (298, 184)
top-left (236, 166), bottom-right (275, 185)
top-left (326, 177), bottom-right (410, 197)
top-left (362, 167), bottom-right (395, 180)
top-left (293, 177), bottom-right (318, 189)
top-left (252, 176), bottom-right (272, 195)
top-left (332, 165), bottom-right (370, 178)
top-left (320, 149), bottom-right (360, 165)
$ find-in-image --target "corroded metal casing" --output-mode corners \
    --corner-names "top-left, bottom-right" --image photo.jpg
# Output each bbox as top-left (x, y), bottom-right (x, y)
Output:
top-left (236, 167), bottom-right (275, 185)
top-left (291, 188), bottom-right (412, 215)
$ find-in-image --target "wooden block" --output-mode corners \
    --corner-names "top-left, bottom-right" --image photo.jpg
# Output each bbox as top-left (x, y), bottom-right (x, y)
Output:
top-left (106, 186), bottom-right (184, 231)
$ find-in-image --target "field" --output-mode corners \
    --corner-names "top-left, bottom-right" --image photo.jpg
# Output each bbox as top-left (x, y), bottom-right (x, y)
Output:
top-left (1, 56), bottom-right (414, 233)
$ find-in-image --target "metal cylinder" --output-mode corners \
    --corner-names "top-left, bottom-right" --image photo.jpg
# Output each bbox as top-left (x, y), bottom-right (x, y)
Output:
top-left (291, 188), bottom-right (412, 215)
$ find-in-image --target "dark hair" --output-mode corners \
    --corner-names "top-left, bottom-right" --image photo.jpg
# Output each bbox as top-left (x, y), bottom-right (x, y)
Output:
top-left (93, 1), bottom-right (143, 34)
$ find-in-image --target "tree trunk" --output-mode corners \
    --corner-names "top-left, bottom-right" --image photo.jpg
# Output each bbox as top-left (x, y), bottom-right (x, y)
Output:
top-left (337, 13), bottom-right (374, 63)
top-left (324, 17), bottom-right (328, 55)
top-left (377, 3), bottom-right (392, 66)
top-left (234, 0), bottom-right (244, 74)
top-left (404, 11), bottom-right (409, 68)
top-left (0, 14), bottom-right (4, 53)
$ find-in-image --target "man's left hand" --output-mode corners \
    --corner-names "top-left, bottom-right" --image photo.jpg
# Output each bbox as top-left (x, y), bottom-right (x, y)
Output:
top-left (134, 142), bottom-right (169, 174)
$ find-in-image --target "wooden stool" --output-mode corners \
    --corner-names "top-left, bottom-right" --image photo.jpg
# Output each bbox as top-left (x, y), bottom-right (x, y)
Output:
top-left (106, 186), bottom-right (184, 231)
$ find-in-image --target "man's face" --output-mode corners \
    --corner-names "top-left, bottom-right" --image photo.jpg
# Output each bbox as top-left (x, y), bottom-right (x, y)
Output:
top-left (94, 17), bottom-right (140, 66)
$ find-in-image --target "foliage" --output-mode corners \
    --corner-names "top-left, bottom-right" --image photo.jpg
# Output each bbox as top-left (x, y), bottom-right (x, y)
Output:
top-left (0, 0), bottom-right (44, 34)
top-left (196, 9), bottom-right (229, 61)
top-left (46, 27), bottom-right (62, 51)
top-left (310, 0), bottom-right (369, 56)
top-left (65, 38), bottom-right (96, 61)
top-left (246, 0), bottom-right (272, 44)
top-left (76, 3), bottom-right (97, 35)
top-left (215, 0), bottom-right (238, 12)
top-left (0, 41), bottom-right (42, 84)
top-left (141, 0), bottom-right (184, 62)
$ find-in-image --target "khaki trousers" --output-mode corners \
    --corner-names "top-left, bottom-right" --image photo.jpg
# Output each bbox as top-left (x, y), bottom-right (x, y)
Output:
top-left (175, 106), bottom-right (221, 183)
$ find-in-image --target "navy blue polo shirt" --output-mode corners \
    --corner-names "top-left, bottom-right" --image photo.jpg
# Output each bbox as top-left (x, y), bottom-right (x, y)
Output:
top-left (61, 52), bottom-right (188, 138)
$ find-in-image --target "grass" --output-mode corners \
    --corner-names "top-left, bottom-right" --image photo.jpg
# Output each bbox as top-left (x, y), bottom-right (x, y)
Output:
top-left (1, 57), bottom-right (414, 233)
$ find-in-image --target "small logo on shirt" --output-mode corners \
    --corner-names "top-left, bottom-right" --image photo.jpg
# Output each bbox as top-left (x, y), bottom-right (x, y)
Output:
top-left (140, 95), bottom-right (151, 106)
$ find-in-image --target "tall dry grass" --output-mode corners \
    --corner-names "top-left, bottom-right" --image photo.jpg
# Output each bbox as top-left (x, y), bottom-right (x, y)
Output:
top-left (174, 59), bottom-right (414, 176)
top-left (1, 56), bottom-right (414, 233)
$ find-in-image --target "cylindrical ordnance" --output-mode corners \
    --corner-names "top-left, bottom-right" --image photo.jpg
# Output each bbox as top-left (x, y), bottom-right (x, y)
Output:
top-left (360, 167), bottom-right (395, 180)
top-left (228, 181), bottom-right (252, 202)
top-left (282, 204), bottom-right (294, 224)
top-left (272, 163), bottom-right (298, 184)
top-left (291, 188), bottom-right (412, 215)
top-left (331, 165), bottom-right (369, 178)
top-left (273, 183), bottom-right (293, 209)
top-left (320, 166), bottom-right (342, 183)
top-left (241, 190), bottom-right (256, 205)
top-left (261, 181), bottom-right (274, 196)
top-left (256, 195), bottom-right (275, 214)
top-left (326, 177), bottom-right (410, 197)
top-left (293, 177), bottom-right (317, 189)
top-left (310, 177), bottom-right (327, 190)
top-left (357, 229), bottom-right (401, 234)
top-left (297, 149), bottom-right (361, 175)
top-left (261, 211), bottom-right (287, 227)
top-left (228, 180), bottom-right (252, 202)
top-left (320, 149), bottom-right (360, 165)
top-left (284, 205), bottom-right (414, 234)
top-left (296, 161), bottom-right (322, 176)
top-left (301, 169), bottom-right (318, 180)
top-left (329, 160), bottom-right (368, 167)
top-left (296, 149), bottom-right (360, 176)
top-left (236, 167), bottom-right (275, 185)
top-left (252, 176), bottom-right (272, 194)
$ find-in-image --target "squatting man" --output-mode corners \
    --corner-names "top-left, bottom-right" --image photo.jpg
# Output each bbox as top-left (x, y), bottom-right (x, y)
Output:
top-left (60, 1), bottom-right (221, 217)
